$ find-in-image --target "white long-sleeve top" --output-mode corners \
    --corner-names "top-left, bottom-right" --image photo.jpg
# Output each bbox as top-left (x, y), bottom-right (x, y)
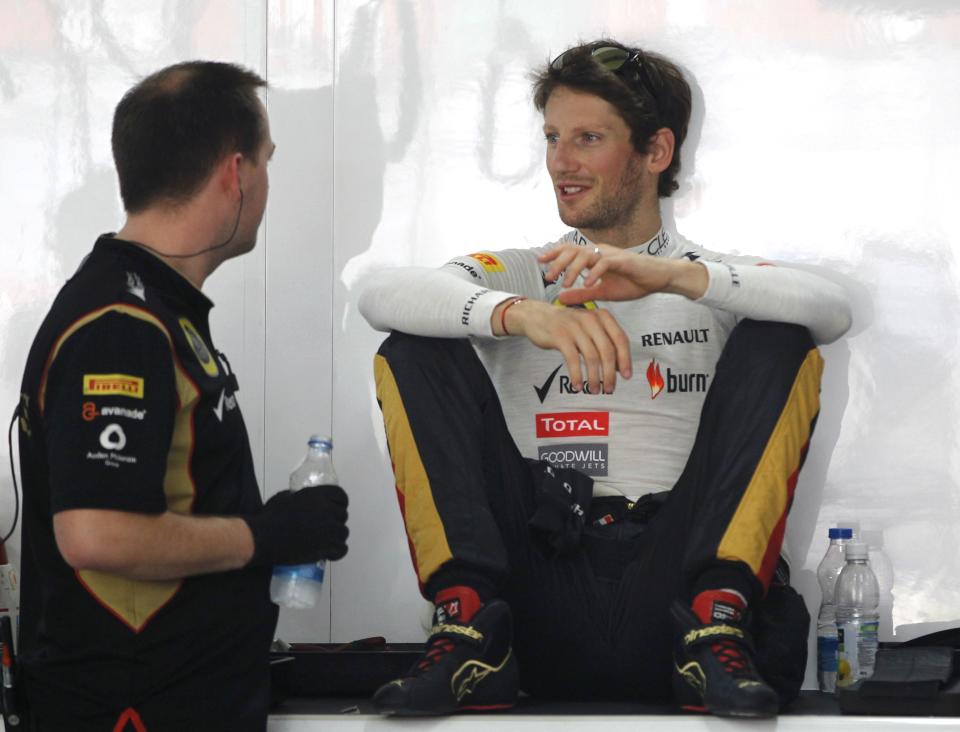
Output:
top-left (359, 227), bottom-right (852, 499)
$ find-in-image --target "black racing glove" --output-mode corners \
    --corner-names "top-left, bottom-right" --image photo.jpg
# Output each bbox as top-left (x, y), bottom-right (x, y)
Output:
top-left (244, 484), bottom-right (349, 566)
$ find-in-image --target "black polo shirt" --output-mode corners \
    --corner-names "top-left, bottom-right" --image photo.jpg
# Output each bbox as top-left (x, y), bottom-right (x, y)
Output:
top-left (17, 235), bottom-right (277, 730)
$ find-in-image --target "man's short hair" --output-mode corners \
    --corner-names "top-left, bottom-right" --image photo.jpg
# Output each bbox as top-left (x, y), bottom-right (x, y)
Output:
top-left (532, 39), bottom-right (691, 198)
top-left (112, 61), bottom-right (267, 213)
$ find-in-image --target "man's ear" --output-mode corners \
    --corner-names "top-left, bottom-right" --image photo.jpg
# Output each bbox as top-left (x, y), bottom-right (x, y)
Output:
top-left (217, 152), bottom-right (244, 198)
top-left (646, 128), bottom-right (676, 174)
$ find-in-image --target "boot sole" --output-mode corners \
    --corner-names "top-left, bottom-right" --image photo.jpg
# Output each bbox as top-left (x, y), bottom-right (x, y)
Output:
top-left (377, 702), bottom-right (515, 716)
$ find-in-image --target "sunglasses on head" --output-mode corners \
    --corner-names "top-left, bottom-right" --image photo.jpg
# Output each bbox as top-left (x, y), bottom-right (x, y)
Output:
top-left (550, 45), bottom-right (661, 107)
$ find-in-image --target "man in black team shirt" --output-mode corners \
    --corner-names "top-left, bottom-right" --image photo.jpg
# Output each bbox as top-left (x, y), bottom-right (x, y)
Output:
top-left (16, 62), bottom-right (348, 731)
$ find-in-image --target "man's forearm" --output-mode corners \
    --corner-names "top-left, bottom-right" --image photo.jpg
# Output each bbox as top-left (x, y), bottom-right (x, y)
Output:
top-left (54, 508), bottom-right (256, 580)
top-left (359, 266), bottom-right (514, 337)
top-left (696, 261), bottom-right (852, 344)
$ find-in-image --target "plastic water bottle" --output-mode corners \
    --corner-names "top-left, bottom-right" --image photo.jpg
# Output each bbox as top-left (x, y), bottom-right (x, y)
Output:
top-left (816, 527), bottom-right (852, 692)
top-left (835, 542), bottom-right (880, 689)
top-left (269, 436), bottom-right (337, 609)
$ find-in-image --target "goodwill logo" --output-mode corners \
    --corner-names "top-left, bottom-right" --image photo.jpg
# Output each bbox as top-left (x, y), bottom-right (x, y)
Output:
top-left (538, 443), bottom-right (608, 476)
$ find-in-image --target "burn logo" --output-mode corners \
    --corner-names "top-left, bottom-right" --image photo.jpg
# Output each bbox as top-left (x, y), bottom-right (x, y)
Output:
top-left (646, 359), bottom-right (708, 399)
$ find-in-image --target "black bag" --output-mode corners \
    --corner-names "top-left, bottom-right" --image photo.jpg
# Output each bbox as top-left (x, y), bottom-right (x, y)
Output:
top-left (751, 583), bottom-right (810, 709)
top-left (838, 626), bottom-right (960, 716)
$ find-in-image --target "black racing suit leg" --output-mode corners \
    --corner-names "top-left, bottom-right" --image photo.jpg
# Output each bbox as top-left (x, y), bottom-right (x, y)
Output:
top-left (612, 319), bottom-right (821, 702)
top-left (374, 333), bottom-right (629, 699)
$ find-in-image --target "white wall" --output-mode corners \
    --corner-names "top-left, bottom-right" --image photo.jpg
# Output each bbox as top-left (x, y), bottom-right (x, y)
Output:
top-left (1, 0), bottom-right (958, 690)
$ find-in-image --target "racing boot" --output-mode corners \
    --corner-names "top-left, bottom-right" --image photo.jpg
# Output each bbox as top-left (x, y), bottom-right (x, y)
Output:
top-left (671, 594), bottom-right (779, 718)
top-left (371, 596), bottom-right (518, 715)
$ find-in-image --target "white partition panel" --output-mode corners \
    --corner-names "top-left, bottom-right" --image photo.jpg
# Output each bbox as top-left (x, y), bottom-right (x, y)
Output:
top-left (263, 0), bottom-right (337, 644)
top-left (0, 0), bottom-right (268, 608)
top-left (1, 1), bottom-right (959, 692)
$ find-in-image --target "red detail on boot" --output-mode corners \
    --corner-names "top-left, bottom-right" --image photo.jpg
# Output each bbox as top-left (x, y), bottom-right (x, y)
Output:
top-left (692, 589), bottom-right (747, 625)
top-left (434, 585), bottom-right (482, 623)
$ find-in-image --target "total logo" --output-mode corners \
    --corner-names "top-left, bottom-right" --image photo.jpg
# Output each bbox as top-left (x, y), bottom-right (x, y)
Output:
top-left (536, 411), bottom-right (609, 438)
top-left (646, 359), bottom-right (709, 399)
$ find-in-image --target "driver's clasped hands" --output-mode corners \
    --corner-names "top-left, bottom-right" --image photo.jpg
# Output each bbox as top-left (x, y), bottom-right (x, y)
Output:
top-left (498, 242), bottom-right (701, 397)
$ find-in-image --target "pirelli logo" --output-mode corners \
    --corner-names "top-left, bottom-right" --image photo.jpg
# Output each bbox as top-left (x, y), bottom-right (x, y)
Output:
top-left (83, 374), bottom-right (144, 399)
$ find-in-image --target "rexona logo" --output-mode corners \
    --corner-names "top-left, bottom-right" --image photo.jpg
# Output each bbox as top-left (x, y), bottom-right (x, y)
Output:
top-left (536, 411), bottom-right (609, 438)
top-left (534, 364), bottom-right (608, 403)
top-left (646, 359), bottom-right (709, 399)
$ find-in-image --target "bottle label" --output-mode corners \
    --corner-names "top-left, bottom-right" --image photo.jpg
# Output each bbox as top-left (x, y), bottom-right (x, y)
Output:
top-left (817, 634), bottom-right (838, 673)
top-left (272, 563), bottom-right (325, 583)
top-left (856, 620), bottom-right (879, 675)
top-left (838, 620), bottom-right (879, 684)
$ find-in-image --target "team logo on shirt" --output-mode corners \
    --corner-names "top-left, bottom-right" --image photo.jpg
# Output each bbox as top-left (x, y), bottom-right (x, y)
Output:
top-left (83, 374), bottom-right (144, 399)
top-left (179, 318), bottom-right (219, 377)
top-left (212, 388), bottom-right (238, 422)
top-left (533, 363), bottom-right (608, 402)
top-left (82, 402), bottom-right (147, 422)
top-left (646, 359), bottom-right (709, 399)
top-left (639, 328), bottom-right (710, 348)
top-left (538, 443), bottom-right (608, 476)
top-left (646, 230), bottom-right (670, 257)
top-left (99, 423), bottom-right (127, 450)
top-left (18, 393), bottom-right (31, 437)
top-left (87, 422), bottom-right (138, 468)
top-left (647, 360), bottom-right (665, 399)
top-left (460, 288), bottom-right (489, 326)
top-left (125, 271), bottom-right (146, 301)
top-left (447, 260), bottom-right (482, 280)
top-left (468, 252), bottom-right (505, 272)
top-left (535, 411), bottom-right (609, 437)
